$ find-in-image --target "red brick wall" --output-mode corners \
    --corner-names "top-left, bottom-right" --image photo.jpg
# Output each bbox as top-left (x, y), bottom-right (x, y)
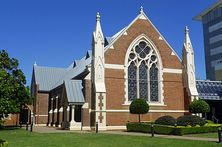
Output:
top-left (34, 92), bottom-right (49, 124)
top-left (105, 19), bottom-right (181, 69)
top-left (3, 114), bottom-right (19, 126)
top-left (82, 79), bottom-right (91, 126)
top-left (106, 112), bottom-right (184, 126)
top-left (103, 18), bottom-right (187, 126)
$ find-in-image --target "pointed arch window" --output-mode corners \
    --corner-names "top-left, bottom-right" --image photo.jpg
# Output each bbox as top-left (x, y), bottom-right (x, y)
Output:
top-left (127, 40), bottom-right (160, 102)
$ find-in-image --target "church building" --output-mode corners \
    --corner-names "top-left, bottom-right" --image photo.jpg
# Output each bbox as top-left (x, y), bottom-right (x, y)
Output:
top-left (31, 7), bottom-right (198, 130)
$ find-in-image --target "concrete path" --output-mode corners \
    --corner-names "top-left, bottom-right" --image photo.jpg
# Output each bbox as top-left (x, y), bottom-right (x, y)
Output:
top-left (30, 126), bottom-right (218, 142)
top-left (102, 131), bottom-right (218, 142)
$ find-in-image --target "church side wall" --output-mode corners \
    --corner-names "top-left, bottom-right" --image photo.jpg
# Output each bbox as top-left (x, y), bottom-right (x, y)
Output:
top-left (34, 92), bottom-right (49, 125)
top-left (82, 79), bottom-right (91, 127)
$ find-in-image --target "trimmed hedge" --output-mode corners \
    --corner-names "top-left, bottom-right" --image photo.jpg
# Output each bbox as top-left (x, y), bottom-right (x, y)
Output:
top-left (154, 125), bottom-right (174, 135)
top-left (155, 115), bottom-right (176, 126)
top-left (126, 122), bottom-right (221, 135)
top-left (177, 115), bottom-right (205, 126)
top-left (174, 124), bottom-right (221, 135)
top-left (0, 139), bottom-right (8, 147)
top-left (126, 122), bottom-right (151, 133)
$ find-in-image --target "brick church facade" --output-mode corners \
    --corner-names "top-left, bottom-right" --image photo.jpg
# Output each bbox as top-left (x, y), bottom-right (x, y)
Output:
top-left (31, 8), bottom-right (198, 130)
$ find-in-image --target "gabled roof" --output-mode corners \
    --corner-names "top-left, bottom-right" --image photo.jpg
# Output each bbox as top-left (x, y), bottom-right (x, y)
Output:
top-left (64, 80), bottom-right (85, 103)
top-left (104, 9), bottom-right (181, 61)
top-left (33, 66), bottom-right (67, 91)
top-left (33, 50), bottom-right (92, 91)
top-left (52, 54), bottom-right (91, 89)
top-left (196, 80), bottom-right (222, 100)
top-left (193, 0), bottom-right (222, 21)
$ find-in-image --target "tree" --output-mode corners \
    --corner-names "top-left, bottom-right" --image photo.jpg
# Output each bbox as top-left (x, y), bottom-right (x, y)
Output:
top-left (0, 49), bottom-right (32, 120)
top-left (129, 99), bottom-right (149, 122)
top-left (189, 99), bottom-right (210, 114)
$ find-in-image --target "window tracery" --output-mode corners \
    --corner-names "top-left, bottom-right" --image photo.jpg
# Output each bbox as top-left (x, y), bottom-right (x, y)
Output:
top-left (127, 40), bottom-right (159, 102)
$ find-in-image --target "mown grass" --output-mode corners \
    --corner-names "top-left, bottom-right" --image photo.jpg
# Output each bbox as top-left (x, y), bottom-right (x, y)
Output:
top-left (0, 129), bottom-right (220, 147)
top-left (185, 132), bottom-right (218, 138)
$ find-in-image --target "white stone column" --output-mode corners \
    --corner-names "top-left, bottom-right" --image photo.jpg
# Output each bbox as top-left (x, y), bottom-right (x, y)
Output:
top-left (66, 106), bottom-right (70, 122)
top-left (70, 105), bottom-right (75, 124)
top-left (69, 105), bottom-right (81, 130)
top-left (58, 107), bottom-right (63, 127)
top-left (49, 98), bottom-right (53, 126)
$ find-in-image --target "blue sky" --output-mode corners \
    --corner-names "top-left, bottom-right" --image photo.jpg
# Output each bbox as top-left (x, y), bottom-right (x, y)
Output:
top-left (0, 0), bottom-right (216, 85)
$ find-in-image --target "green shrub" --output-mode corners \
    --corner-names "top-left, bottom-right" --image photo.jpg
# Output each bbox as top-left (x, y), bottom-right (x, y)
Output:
top-left (0, 139), bottom-right (8, 147)
top-left (177, 115), bottom-right (205, 126)
top-left (189, 99), bottom-right (210, 113)
top-left (155, 115), bottom-right (176, 126)
top-left (129, 99), bottom-right (149, 122)
top-left (127, 122), bottom-right (174, 134)
top-left (154, 125), bottom-right (174, 135)
top-left (173, 124), bottom-right (221, 135)
top-left (126, 122), bottom-right (221, 135)
top-left (126, 122), bottom-right (151, 133)
top-left (206, 120), bottom-right (214, 124)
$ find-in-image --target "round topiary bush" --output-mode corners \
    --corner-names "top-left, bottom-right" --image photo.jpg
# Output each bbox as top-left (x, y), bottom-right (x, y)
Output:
top-left (129, 99), bottom-right (149, 122)
top-left (177, 115), bottom-right (206, 126)
top-left (155, 115), bottom-right (176, 126)
top-left (189, 99), bottom-right (210, 114)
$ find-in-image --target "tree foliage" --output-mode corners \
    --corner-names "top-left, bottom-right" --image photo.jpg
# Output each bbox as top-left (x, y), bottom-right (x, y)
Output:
top-left (0, 49), bottom-right (32, 119)
top-left (189, 99), bottom-right (210, 114)
top-left (129, 99), bottom-right (149, 122)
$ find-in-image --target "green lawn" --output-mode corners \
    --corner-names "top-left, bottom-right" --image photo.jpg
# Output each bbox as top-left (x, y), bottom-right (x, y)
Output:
top-left (185, 132), bottom-right (218, 138)
top-left (0, 129), bottom-right (220, 147)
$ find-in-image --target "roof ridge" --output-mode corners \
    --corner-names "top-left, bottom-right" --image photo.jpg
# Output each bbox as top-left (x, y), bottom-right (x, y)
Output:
top-left (35, 65), bottom-right (67, 70)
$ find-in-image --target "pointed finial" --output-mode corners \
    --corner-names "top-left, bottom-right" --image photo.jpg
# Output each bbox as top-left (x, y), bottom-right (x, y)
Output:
top-left (185, 26), bottom-right (189, 35)
top-left (34, 61), bottom-right (37, 66)
top-left (140, 6), bottom-right (144, 14)
top-left (96, 12), bottom-right (100, 21)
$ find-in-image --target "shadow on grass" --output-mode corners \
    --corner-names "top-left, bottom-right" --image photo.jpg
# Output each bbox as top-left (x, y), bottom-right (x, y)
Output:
top-left (0, 125), bottom-right (20, 130)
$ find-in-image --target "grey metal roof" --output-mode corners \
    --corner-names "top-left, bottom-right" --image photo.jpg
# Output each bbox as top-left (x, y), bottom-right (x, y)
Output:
top-left (34, 66), bottom-right (67, 91)
top-left (196, 80), bottom-right (222, 100)
top-left (52, 54), bottom-right (91, 89)
top-left (85, 50), bottom-right (92, 59)
top-left (64, 80), bottom-right (85, 103)
top-left (33, 50), bottom-right (92, 91)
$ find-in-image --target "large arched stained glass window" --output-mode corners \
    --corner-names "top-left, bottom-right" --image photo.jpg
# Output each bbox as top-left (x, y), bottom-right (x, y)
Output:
top-left (139, 61), bottom-right (148, 100)
top-left (150, 64), bottom-right (159, 102)
top-left (128, 62), bottom-right (137, 101)
top-left (127, 40), bottom-right (159, 102)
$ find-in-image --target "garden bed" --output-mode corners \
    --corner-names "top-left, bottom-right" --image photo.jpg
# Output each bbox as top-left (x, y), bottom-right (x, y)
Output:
top-left (126, 122), bottom-right (222, 135)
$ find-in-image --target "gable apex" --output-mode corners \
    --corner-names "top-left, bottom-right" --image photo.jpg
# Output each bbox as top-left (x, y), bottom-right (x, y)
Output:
top-left (104, 7), bottom-right (181, 62)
